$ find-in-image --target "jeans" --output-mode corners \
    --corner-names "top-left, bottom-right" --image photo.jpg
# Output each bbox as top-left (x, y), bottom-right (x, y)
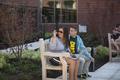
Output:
top-left (75, 54), bottom-right (91, 75)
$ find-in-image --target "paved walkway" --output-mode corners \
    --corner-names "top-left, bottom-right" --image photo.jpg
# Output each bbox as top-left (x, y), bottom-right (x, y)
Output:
top-left (81, 62), bottom-right (120, 80)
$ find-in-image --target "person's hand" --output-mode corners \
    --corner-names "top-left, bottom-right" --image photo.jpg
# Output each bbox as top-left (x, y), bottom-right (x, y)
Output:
top-left (51, 30), bottom-right (57, 43)
top-left (91, 57), bottom-right (94, 62)
top-left (53, 30), bottom-right (57, 37)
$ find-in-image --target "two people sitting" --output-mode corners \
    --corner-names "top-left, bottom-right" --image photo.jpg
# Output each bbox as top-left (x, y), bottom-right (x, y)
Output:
top-left (46, 26), bottom-right (94, 80)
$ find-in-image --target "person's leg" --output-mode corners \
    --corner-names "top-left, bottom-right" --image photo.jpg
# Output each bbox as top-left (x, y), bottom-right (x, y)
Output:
top-left (82, 60), bottom-right (91, 77)
top-left (78, 57), bottom-right (85, 76)
top-left (74, 60), bottom-right (79, 80)
top-left (66, 58), bottom-right (75, 80)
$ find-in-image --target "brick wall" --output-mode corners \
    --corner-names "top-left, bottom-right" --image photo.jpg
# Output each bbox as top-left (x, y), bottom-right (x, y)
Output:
top-left (1, 0), bottom-right (120, 44)
top-left (77, 0), bottom-right (120, 43)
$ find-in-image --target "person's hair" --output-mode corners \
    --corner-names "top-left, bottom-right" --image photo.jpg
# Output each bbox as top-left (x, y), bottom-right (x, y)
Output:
top-left (69, 26), bottom-right (77, 31)
top-left (116, 24), bottom-right (120, 28)
top-left (57, 27), bottom-right (69, 48)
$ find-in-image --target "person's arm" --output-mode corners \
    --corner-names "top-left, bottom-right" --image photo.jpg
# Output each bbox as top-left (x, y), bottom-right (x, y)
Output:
top-left (50, 30), bottom-right (57, 44)
top-left (111, 39), bottom-right (119, 50)
top-left (77, 36), bottom-right (93, 61)
top-left (48, 30), bottom-right (58, 50)
top-left (49, 37), bottom-right (57, 50)
top-left (77, 35), bottom-right (86, 49)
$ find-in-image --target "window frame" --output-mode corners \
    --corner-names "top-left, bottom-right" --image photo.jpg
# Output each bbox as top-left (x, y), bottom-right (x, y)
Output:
top-left (41, 0), bottom-right (78, 24)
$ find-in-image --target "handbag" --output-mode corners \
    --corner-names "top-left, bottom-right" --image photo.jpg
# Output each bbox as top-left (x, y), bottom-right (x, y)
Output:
top-left (49, 57), bottom-right (60, 66)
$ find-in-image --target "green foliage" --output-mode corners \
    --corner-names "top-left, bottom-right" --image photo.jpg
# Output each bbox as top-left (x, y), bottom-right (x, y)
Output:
top-left (0, 50), bottom-right (42, 80)
top-left (95, 45), bottom-right (109, 59)
top-left (45, 32), bottom-right (52, 39)
top-left (22, 50), bottom-right (40, 61)
top-left (0, 74), bottom-right (8, 80)
top-left (18, 73), bottom-right (33, 80)
top-left (5, 64), bottom-right (16, 74)
top-left (0, 54), bottom-right (7, 69)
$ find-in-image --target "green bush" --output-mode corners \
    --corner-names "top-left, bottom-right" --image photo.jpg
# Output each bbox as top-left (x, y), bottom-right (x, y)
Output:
top-left (95, 45), bottom-right (109, 59)
top-left (45, 32), bottom-right (52, 39)
top-left (0, 50), bottom-right (42, 80)
top-left (0, 54), bottom-right (7, 69)
top-left (22, 50), bottom-right (40, 61)
top-left (5, 64), bottom-right (16, 74)
top-left (18, 73), bottom-right (33, 80)
top-left (0, 50), bottom-right (40, 74)
top-left (0, 74), bottom-right (7, 80)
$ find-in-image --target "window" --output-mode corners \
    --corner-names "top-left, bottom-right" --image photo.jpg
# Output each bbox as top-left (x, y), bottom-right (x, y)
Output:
top-left (42, 0), bottom-right (77, 23)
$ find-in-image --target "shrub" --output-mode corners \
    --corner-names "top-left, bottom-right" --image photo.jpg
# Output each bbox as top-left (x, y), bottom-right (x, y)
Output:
top-left (22, 50), bottom-right (40, 61)
top-left (0, 74), bottom-right (7, 80)
top-left (0, 54), bottom-right (7, 69)
top-left (95, 45), bottom-right (109, 59)
top-left (18, 73), bottom-right (32, 80)
top-left (0, 50), bottom-right (42, 80)
top-left (45, 32), bottom-right (52, 39)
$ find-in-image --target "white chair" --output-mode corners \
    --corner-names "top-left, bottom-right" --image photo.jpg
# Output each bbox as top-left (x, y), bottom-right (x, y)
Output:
top-left (39, 38), bottom-right (70, 80)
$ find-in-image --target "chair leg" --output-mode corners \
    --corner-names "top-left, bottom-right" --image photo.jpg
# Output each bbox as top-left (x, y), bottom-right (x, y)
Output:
top-left (62, 63), bottom-right (67, 80)
top-left (60, 57), bottom-right (68, 80)
top-left (109, 50), bottom-right (112, 62)
top-left (42, 56), bottom-right (47, 80)
top-left (42, 67), bottom-right (47, 80)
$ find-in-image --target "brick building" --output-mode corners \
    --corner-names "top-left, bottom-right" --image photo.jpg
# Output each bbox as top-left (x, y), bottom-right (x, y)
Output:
top-left (0, 0), bottom-right (120, 45)
top-left (78, 0), bottom-right (120, 43)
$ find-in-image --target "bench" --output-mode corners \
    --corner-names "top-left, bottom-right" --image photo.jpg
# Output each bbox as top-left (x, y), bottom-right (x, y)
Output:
top-left (39, 38), bottom-right (93, 80)
top-left (39, 38), bottom-right (70, 80)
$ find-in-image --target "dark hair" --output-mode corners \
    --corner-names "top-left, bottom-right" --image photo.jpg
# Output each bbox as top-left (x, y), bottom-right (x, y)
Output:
top-left (57, 27), bottom-right (69, 48)
top-left (69, 26), bottom-right (77, 31)
top-left (111, 33), bottom-right (120, 40)
top-left (63, 27), bottom-right (69, 49)
top-left (116, 24), bottom-right (120, 28)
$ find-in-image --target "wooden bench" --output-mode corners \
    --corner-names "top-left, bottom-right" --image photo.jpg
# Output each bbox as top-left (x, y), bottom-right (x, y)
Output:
top-left (39, 38), bottom-right (70, 80)
top-left (39, 38), bottom-right (93, 80)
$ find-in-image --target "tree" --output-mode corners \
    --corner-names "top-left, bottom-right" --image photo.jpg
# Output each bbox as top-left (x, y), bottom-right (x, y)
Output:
top-left (0, 4), bottom-right (37, 60)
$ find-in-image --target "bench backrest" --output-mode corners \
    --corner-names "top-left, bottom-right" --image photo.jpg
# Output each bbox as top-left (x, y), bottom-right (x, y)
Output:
top-left (39, 38), bottom-right (45, 53)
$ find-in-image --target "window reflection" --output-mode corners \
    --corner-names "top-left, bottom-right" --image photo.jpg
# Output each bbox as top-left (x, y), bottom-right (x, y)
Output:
top-left (42, 0), bottom-right (77, 23)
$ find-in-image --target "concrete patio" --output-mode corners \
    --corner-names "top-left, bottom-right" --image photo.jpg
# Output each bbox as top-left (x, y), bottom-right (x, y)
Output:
top-left (81, 62), bottom-right (120, 80)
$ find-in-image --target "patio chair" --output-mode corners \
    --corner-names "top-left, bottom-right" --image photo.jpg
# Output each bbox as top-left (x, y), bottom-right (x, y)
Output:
top-left (39, 38), bottom-right (70, 80)
top-left (108, 33), bottom-right (120, 61)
